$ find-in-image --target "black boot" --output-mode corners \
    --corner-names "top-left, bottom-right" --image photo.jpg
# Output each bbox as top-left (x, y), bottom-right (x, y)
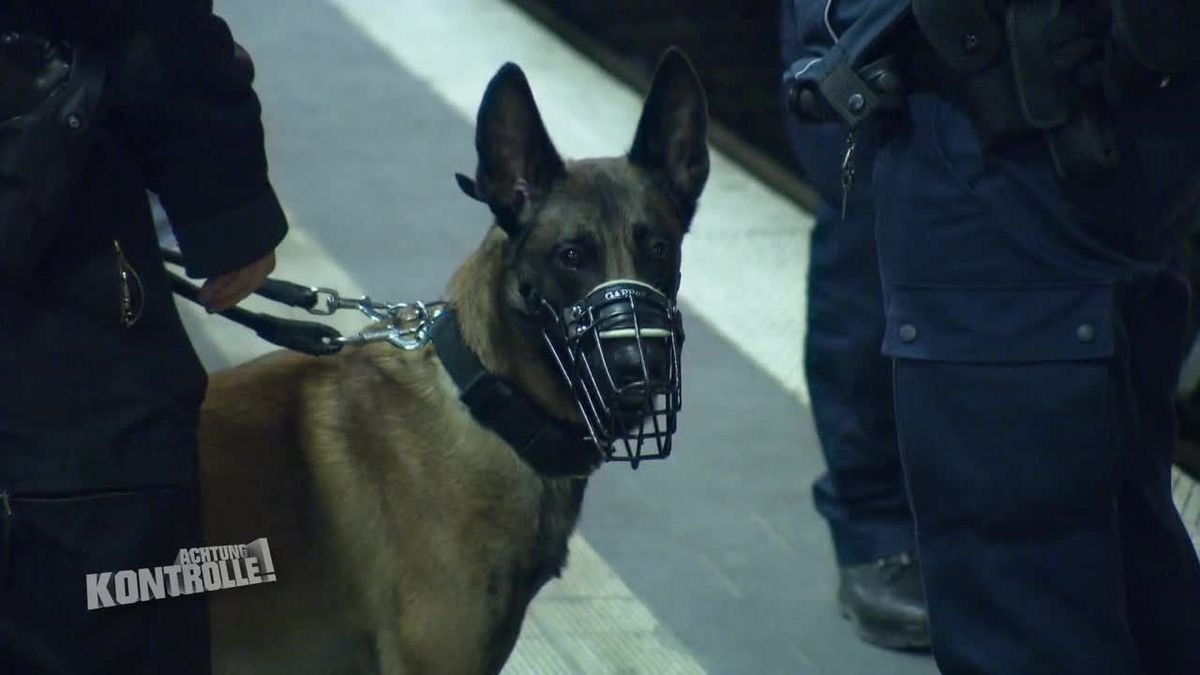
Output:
top-left (838, 552), bottom-right (931, 650)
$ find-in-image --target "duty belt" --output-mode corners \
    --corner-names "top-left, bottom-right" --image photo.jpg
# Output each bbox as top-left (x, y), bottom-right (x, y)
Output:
top-left (905, 0), bottom-right (1184, 182)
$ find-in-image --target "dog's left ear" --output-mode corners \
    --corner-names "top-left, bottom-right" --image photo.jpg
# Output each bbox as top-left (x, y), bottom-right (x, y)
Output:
top-left (473, 63), bottom-right (566, 237)
top-left (454, 172), bottom-right (485, 202)
top-left (628, 48), bottom-right (709, 226)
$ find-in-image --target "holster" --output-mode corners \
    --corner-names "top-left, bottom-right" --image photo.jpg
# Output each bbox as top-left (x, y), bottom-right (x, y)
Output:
top-left (0, 34), bottom-right (108, 287)
top-left (910, 0), bottom-right (1121, 181)
top-left (1110, 0), bottom-right (1200, 75)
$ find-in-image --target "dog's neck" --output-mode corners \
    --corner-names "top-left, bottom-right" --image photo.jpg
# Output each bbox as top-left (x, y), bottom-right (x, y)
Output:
top-left (445, 230), bottom-right (580, 424)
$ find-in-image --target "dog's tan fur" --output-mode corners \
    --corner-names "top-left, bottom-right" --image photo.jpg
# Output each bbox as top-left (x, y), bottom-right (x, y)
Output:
top-left (198, 49), bottom-right (708, 674)
top-left (201, 231), bottom-right (584, 674)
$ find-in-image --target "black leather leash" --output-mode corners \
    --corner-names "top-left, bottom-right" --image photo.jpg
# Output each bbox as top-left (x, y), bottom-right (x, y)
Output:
top-left (163, 248), bottom-right (602, 478)
top-left (162, 248), bottom-right (344, 356)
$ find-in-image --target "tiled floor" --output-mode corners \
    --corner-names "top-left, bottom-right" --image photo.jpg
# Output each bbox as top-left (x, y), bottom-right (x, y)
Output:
top-left (182, 1), bottom-right (1200, 672)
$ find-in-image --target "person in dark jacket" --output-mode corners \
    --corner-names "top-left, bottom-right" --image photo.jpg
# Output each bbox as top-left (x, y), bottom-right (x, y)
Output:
top-left (779, 0), bottom-right (929, 651)
top-left (0, 2), bottom-right (287, 673)
top-left (783, 1), bottom-right (1200, 673)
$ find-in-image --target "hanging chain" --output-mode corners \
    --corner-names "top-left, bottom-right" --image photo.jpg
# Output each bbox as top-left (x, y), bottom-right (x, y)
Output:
top-left (839, 126), bottom-right (858, 221)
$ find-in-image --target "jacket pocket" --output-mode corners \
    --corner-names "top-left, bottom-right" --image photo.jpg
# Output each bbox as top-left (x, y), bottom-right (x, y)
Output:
top-left (112, 239), bottom-right (144, 329)
top-left (0, 485), bottom-right (194, 589)
top-left (0, 485), bottom-right (208, 673)
top-left (1, 491), bottom-right (12, 586)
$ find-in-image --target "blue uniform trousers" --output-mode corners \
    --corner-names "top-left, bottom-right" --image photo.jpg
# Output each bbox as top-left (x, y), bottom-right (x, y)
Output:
top-left (785, 117), bottom-right (916, 566)
top-left (872, 84), bottom-right (1200, 674)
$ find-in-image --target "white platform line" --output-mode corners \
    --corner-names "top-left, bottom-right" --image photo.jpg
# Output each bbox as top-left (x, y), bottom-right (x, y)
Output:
top-left (325, 0), bottom-right (815, 408)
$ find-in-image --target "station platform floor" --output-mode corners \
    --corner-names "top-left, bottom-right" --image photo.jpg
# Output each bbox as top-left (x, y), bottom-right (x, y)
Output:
top-left (179, 1), bottom-right (1200, 672)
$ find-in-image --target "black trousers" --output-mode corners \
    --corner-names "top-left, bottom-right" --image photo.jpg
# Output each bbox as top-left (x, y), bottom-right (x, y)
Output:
top-left (0, 482), bottom-right (211, 675)
top-left (0, 171), bottom-right (213, 673)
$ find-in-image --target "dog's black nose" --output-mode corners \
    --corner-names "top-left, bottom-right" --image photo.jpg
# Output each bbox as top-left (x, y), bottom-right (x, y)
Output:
top-left (605, 338), bottom-right (669, 390)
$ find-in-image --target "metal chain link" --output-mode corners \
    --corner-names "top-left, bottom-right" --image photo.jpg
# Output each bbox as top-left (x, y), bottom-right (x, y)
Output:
top-left (304, 287), bottom-right (446, 351)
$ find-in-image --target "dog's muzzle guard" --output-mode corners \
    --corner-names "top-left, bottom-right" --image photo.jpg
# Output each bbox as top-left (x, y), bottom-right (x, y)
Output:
top-left (534, 280), bottom-right (684, 467)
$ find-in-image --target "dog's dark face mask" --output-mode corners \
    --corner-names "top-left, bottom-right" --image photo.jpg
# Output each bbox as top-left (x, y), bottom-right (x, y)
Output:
top-left (457, 48), bottom-right (709, 467)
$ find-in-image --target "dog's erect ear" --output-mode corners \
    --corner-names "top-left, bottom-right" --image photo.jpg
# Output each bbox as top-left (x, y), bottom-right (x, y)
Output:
top-left (474, 63), bottom-right (565, 236)
top-left (628, 48), bottom-right (709, 225)
top-left (454, 173), bottom-right (486, 202)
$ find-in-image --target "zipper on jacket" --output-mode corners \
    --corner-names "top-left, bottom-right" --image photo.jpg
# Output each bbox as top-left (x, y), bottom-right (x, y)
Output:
top-left (6, 486), bottom-right (177, 503)
top-left (113, 240), bottom-right (143, 329)
top-left (1, 491), bottom-right (12, 587)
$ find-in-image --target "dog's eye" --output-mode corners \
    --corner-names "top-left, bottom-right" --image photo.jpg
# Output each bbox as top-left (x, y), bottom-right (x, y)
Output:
top-left (558, 246), bottom-right (586, 269)
top-left (649, 242), bottom-right (670, 261)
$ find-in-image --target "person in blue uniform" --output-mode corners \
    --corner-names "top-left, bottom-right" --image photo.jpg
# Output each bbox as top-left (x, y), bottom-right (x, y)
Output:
top-left (0, 1), bottom-right (287, 673)
top-left (779, 0), bottom-right (929, 651)
top-left (783, 1), bottom-right (1200, 672)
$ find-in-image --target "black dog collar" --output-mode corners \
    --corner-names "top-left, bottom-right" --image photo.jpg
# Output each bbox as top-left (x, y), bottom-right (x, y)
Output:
top-left (430, 309), bottom-right (602, 478)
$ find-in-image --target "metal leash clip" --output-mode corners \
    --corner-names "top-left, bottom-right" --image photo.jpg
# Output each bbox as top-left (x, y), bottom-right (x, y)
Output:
top-left (324, 291), bottom-right (447, 351)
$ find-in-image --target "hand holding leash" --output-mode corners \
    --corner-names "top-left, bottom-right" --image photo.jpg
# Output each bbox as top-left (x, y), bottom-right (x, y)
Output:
top-left (161, 248), bottom-right (444, 355)
top-left (198, 251), bottom-right (277, 312)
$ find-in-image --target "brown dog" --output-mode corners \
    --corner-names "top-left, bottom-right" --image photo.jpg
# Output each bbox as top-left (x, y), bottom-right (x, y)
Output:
top-left (199, 48), bottom-right (709, 675)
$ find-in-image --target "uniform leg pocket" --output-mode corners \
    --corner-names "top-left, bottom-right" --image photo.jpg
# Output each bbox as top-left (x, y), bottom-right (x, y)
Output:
top-left (0, 485), bottom-right (211, 675)
top-left (883, 282), bottom-right (1124, 529)
top-left (884, 283), bottom-right (1141, 674)
top-left (892, 359), bottom-right (1117, 531)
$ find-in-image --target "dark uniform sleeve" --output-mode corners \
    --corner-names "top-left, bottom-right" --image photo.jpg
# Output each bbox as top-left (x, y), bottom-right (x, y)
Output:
top-left (111, 0), bottom-right (289, 279)
top-left (780, 0), bottom-right (911, 125)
